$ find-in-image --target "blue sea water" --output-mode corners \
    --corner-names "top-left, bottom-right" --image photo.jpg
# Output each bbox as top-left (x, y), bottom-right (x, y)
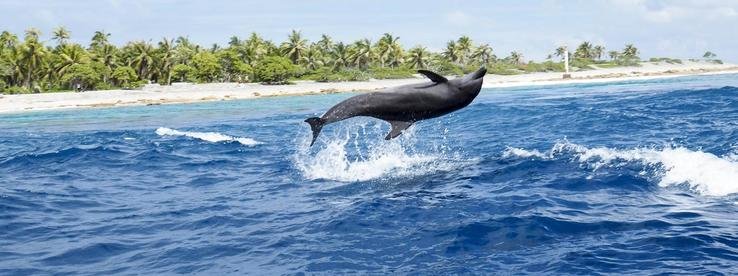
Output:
top-left (2, 74), bottom-right (738, 275)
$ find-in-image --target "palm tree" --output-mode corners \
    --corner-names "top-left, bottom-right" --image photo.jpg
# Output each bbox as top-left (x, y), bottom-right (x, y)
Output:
top-left (24, 28), bottom-right (41, 41)
top-left (608, 50), bottom-right (619, 61)
top-left (622, 44), bottom-right (639, 59)
top-left (210, 43), bottom-right (221, 53)
top-left (575, 41), bottom-right (593, 60)
top-left (281, 30), bottom-right (308, 64)
top-left (90, 30), bottom-right (110, 49)
top-left (19, 29), bottom-right (46, 90)
top-left (52, 26), bottom-right (71, 46)
top-left (456, 36), bottom-right (473, 64)
top-left (330, 42), bottom-right (350, 70)
top-left (173, 36), bottom-right (199, 66)
top-left (406, 46), bottom-right (429, 69)
top-left (387, 41), bottom-right (404, 67)
top-left (592, 45), bottom-right (605, 61)
top-left (472, 44), bottom-right (494, 64)
top-left (129, 41), bottom-right (155, 81)
top-left (300, 45), bottom-right (324, 70)
top-left (554, 46), bottom-right (566, 59)
top-left (2, 47), bottom-right (23, 87)
top-left (91, 43), bottom-right (117, 83)
top-left (349, 38), bottom-right (372, 69)
top-left (0, 31), bottom-right (19, 50)
top-left (243, 32), bottom-right (267, 65)
top-left (262, 40), bottom-right (279, 56)
top-left (228, 36), bottom-right (241, 47)
top-left (53, 44), bottom-right (89, 82)
top-left (442, 40), bottom-right (460, 63)
top-left (316, 34), bottom-right (333, 55)
top-left (158, 38), bottom-right (175, 84)
top-left (508, 51), bottom-right (523, 65)
top-left (376, 33), bottom-right (401, 67)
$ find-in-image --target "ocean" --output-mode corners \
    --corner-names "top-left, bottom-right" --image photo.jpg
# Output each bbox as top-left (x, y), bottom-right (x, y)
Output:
top-left (2, 74), bottom-right (738, 274)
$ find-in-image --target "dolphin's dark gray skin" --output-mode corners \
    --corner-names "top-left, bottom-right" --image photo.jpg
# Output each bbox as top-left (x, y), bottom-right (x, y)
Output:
top-left (305, 67), bottom-right (487, 146)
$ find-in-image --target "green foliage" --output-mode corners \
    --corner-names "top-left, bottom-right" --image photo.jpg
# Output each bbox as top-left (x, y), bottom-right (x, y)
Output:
top-left (217, 49), bottom-right (251, 82)
top-left (430, 60), bottom-right (463, 76)
top-left (192, 51), bottom-right (221, 82)
top-left (307, 67), bottom-right (333, 82)
top-left (595, 63), bottom-right (620, 68)
top-left (112, 66), bottom-right (138, 88)
top-left (649, 57), bottom-right (682, 64)
top-left (3, 86), bottom-right (30, 94)
top-left (309, 67), bottom-right (369, 82)
top-left (0, 28), bottom-right (662, 92)
top-left (171, 64), bottom-right (195, 82)
top-left (486, 62), bottom-right (520, 75)
top-left (570, 59), bottom-right (596, 70)
top-left (60, 63), bottom-right (102, 90)
top-left (615, 58), bottom-right (641, 67)
top-left (94, 82), bottom-right (113, 90)
top-left (522, 61), bottom-right (564, 73)
top-left (233, 62), bottom-right (253, 83)
top-left (254, 56), bottom-right (296, 84)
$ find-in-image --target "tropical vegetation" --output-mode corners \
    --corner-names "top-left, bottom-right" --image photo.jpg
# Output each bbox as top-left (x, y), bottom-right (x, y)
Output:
top-left (0, 27), bottom-right (654, 94)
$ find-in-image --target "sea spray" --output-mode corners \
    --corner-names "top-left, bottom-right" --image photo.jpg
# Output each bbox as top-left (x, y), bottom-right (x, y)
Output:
top-left (293, 121), bottom-right (473, 182)
top-left (503, 141), bottom-right (738, 196)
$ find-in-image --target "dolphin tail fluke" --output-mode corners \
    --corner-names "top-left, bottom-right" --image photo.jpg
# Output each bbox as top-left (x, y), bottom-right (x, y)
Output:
top-left (305, 117), bottom-right (325, 146)
top-left (385, 121), bottom-right (413, 140)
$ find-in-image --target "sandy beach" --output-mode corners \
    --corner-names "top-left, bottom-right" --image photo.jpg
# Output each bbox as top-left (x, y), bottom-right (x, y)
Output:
top-left (1, 60), bottom-right (736, 114)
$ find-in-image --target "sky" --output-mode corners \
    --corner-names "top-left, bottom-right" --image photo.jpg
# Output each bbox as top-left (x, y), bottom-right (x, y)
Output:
top-left (1, 0), bottom-right (737, 62)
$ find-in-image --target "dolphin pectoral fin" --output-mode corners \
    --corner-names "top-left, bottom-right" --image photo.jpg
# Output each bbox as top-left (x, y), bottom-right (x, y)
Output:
top-left (417, 70), bottom-right (448, 83)
top-left (385, 121), bottom-right (413, 140)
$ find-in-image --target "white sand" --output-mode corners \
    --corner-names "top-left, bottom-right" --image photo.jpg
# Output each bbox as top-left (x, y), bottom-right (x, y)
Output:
top-left (1, 60), bottom-right (736, 114)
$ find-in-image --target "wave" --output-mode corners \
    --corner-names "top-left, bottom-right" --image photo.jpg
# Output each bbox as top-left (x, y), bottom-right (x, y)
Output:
top-left (503, 141), bottom-right (738, 197)
top-left (155, 127), bottom-right (260, 146)
top-left (293, 122), bottom-right (473, 182)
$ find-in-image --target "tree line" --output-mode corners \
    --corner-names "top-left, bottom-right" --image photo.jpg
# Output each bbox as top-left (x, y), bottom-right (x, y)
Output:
top-left (0, 27), bottom-right (644, 93)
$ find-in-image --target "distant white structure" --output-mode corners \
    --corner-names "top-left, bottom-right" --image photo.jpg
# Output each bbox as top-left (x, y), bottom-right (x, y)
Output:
top-left (563, 47), bottom-right (571, 79)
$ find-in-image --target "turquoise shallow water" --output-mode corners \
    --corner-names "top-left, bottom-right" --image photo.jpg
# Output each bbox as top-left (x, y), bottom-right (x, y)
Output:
top-left (2, 74), bottom-right (738, 274)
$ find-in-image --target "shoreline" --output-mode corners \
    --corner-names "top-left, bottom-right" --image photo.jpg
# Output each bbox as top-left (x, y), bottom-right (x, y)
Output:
top-left (1, 61), bottom-right (737, 114)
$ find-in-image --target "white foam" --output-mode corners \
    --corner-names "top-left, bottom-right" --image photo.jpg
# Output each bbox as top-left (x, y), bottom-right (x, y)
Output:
top-left (293, 123), bottom-right (473, 182)
top-left (502, 147), bottom-right (547, 159)
top-left (505, 141), bottom-right (738, 197)
top-left (155, 127), bottom-right (260, 146)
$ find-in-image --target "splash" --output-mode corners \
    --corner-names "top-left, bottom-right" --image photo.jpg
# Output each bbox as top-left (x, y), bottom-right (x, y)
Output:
top-left (293, 122), bottom-right (471, 182)
top-left (504, 141), bottom-right (738, 197)
top-left (155, 127), bottom-right (260, 146)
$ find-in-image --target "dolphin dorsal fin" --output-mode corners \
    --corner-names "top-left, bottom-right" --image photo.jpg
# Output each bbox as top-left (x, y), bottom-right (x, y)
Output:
top-left (418, 70), bottom-right (448, 83)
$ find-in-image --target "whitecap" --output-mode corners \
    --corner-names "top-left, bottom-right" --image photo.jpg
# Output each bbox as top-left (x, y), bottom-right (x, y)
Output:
top-left (502, 147), bottom-right (547, 159)
top-left (155, 127), bottom-right (260, 146)
top-left (505, 141), bottom-right (738, 197)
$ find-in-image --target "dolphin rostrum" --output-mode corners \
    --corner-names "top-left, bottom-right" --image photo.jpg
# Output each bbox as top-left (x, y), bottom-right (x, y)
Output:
top-left (305, 67), bottom-right (487, 146)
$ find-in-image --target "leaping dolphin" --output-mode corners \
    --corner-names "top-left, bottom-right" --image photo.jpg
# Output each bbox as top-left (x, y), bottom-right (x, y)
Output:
top-left (305, 67), bottom-right (487, 146)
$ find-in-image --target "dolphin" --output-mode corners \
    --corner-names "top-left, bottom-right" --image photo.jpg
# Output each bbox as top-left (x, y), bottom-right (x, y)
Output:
top-left (304, 67), bottom-right (487, 146)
